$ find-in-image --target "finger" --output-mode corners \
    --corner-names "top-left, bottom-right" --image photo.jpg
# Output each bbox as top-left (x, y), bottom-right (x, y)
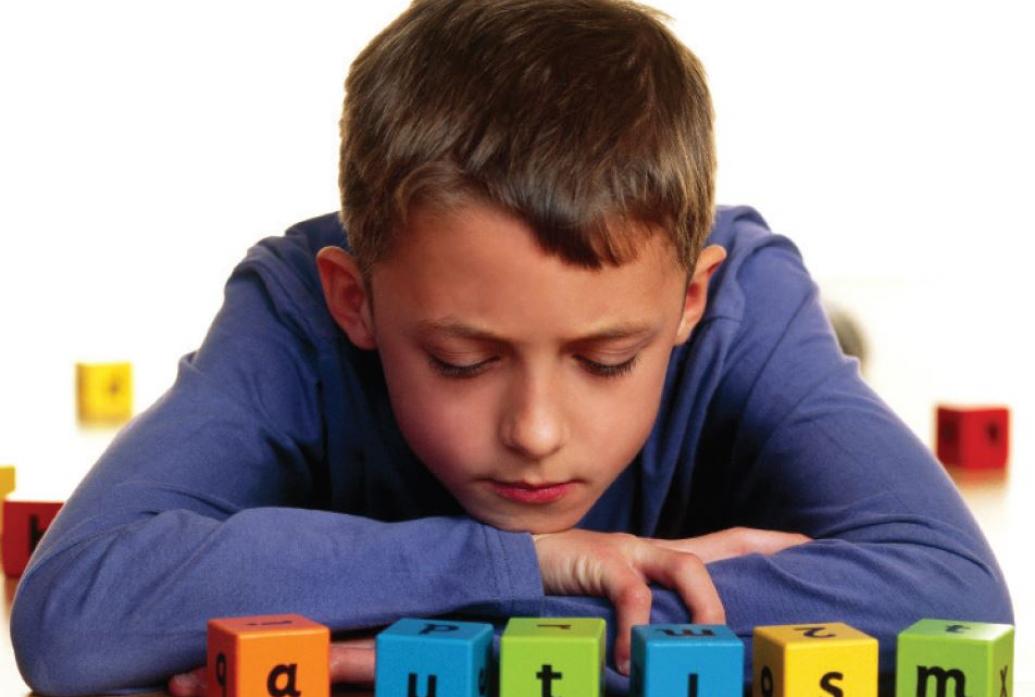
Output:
top-left (168, 666), bottom-right (207, 697)
top-left (640, 548), bottom-right (725, 625)
top-left (601, 570), bottom-right (653, 676)
top-left (329, 641), bottom-right (377, 686)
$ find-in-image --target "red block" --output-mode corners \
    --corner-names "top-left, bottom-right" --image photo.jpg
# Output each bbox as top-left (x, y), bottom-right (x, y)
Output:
top-left (936, 405), bottom-right (1010, 470)
top-left (2, 500), bottom-right (63, 578)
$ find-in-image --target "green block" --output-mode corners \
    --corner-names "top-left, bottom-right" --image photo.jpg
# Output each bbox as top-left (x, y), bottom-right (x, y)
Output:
top-left (896, 619), bottom-right (1013, 696)
top-left (500, 617), bottom-right (605, 697)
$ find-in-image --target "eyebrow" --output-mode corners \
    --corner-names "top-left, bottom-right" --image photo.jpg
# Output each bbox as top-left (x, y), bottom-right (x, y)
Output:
top-left (415, 318), bottom-right (658, 344)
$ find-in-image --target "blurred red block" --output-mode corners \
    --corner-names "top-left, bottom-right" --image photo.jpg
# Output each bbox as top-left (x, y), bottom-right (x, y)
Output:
top-left (936, 405), bottom-right (1010, 470)
top-left (2, 500), bottom-right (63, 578)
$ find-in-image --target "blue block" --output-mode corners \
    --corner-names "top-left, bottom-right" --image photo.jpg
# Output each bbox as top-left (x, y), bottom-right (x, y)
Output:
top-left (630, 624), bottom-right (743, 697)
top-left (376, 618), bottom-right (494, 697)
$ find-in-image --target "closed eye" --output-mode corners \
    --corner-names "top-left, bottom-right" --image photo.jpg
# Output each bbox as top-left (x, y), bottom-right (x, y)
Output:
top-left (578, 354), bottom-right (638, 378)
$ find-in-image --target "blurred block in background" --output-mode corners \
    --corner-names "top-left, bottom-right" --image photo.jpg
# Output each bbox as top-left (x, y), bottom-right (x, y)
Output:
top-left (76, 362), bottom-right (133, 426)
top-left (936, 405), bottom-right (1010, 470)
top-left (0, 466), bottom-right (14, 534)
top-left (2, 500), bottom-right (62, 579)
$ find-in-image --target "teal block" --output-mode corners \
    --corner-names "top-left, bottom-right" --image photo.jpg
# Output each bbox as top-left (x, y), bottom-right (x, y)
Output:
top-left (630, 624), bottom-right (743, 697)
top-left (376, 618), bottom-right (494, 697)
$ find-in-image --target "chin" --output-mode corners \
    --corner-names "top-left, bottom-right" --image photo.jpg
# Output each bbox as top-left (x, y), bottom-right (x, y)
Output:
top-left (472, 507), bottom-right (584, 534)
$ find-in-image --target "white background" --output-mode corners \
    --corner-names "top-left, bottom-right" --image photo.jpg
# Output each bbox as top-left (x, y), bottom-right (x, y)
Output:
top-left (1, 0), bottom-right (1032, 685)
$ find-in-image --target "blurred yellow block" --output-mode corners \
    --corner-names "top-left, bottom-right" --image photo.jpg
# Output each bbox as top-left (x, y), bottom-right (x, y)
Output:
top-left (0, 465), bottom-right (14, 534)
top-left (753, 623), bottom-right (877, 696)
top-left (76, 362), bottom-right (133, 425)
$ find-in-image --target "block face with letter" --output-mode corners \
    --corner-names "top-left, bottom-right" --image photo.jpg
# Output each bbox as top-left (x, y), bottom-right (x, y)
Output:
top-left (896, 619), bottom-right (1013, 697)
top-left (76, 361), bottom-right (134, 425)
top-left (936, 405), bottom-right (1010, 469)
top-left (2, 500), bottom-right (62, 578)
top-left (630, 624), bottom-right (743, 697)
top-left (500, 617), bottom-right (605, 697)
top-left (752, 622), bottom-right (877, 696)
top-left (207, 614), bottom-right (329, 697)
top-left (376, 617), bottom-right (494, 697)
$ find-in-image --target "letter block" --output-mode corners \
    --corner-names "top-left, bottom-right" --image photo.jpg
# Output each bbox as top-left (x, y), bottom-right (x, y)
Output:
top-left (500, 617), bottom-right (605, 697)
top-left (0, 465), bottom-right (16, 533)
top-left (2, 500), bottom-right (62, 578)
top-left (207, 614), bottom-right (329, 697)
top-left (896, 619), bottom-right (1013, 697)
top-left (630, 624), bottom-right (743, 697)
top-left (752, 622), bottom-right (877, 696)
top-left (936, 405), bottom-right (1010, 469)
top-left (76, 361), bottom-right (133, 425)
top-left (376, 618), bottom-right (494, 697)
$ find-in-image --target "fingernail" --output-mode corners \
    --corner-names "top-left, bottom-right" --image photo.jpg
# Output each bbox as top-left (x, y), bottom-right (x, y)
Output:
top-left (170, 672), bottom-right (200, 693)
top-left (619, 660), bottom-right (630, 675)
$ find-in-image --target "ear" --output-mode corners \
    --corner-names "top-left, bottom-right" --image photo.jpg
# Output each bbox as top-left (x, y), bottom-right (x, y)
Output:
top-left (675, 244), bottom-right (727, 345)
top-left (316, 246), bottom-right (377, 349)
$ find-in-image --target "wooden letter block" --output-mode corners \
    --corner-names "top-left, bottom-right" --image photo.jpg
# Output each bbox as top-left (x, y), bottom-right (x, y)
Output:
top-left (376, 618), bottom-right (494, 697)
top-left (76, 361), bottom-right (133, 425)
top-left (896, 619), bottom-right (1013, 697)
top-left (0, 465), bottom-right (16, 534)
top-left (2, 500), bottom-right (62, 578)
top-left (936, 405), bottom-right (1010, 469)
top-left (207, 614), bottom-right (329, 697)
top-left (500, 617), bottom-right (605, 697)
top-left (630, 624), bottom-right (743, 697)
top-left (752, 622), bottom-right (877, 696)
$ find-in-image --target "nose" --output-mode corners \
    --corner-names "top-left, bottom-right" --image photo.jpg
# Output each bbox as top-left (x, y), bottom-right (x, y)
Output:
top-left (499, 367), bottom-right (567, 461)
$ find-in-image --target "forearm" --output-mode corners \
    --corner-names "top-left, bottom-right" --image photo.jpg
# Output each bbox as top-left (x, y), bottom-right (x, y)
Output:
top-left (12, 509), bottom-right (541, 696)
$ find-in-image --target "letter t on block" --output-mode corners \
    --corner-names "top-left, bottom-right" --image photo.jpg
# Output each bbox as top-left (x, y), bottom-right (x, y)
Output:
top-left (376, 618), bottom-right (494, 697)
top-left (500, 617), bottom-right (605, 697)
top-left (896, 619), bottom-right (1013, 697)
top-left (207, 614), bottom-right (329, 697)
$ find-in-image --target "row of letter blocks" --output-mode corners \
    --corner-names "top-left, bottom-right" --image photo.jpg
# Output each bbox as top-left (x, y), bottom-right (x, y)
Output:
top-left (0, 465), bottom-right (64, 579)
top-left (207, 614), bottom-right (1013, 696)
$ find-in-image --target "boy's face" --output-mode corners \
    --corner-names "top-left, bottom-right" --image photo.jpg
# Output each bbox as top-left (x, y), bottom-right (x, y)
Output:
top-left (318, 201), bottom-right (725, 534)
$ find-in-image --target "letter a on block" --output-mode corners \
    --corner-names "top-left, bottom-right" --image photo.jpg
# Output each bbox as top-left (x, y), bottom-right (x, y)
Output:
top-left (207, 614), bottom-right (329, 697)
top-left (896, 619), bottom-right (1014, 697)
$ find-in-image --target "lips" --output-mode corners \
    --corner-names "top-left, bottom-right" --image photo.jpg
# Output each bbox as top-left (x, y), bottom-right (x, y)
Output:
top-left (490, 480), bottom-right (574, 504)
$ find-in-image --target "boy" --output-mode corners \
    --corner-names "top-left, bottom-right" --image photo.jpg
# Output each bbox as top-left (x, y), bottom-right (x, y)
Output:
top-left (11, 1), bottom-right (1011, 695)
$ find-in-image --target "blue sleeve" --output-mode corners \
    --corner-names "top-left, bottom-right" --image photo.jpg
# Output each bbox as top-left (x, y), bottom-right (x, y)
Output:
top-left (10, 264), bottom-right (543, 696)
top-left (515, 233), bottom-right (1014, 692)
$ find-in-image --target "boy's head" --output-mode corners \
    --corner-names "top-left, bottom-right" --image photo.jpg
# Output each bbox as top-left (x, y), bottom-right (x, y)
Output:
top-left (318, 0), bottom-right (726, 533)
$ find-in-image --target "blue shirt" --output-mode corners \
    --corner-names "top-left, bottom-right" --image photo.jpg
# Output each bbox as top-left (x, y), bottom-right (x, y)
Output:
top-left (11, 206), bottom-right (1012, 695)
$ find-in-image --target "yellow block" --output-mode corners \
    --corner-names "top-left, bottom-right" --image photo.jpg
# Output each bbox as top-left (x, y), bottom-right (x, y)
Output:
top-left (76, 362), bottom-right (133, 425)
top-left (0, 465), bottom-right (14, 534)
top-left (753, 622), bottom-right (877, 696)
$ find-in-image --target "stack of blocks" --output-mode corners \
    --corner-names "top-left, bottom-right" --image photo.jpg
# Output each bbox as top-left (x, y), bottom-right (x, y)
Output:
top-left (206, 614), bottom-right (1013, 696)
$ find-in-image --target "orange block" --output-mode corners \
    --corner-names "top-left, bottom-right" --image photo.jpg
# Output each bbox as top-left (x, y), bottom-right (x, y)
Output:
top-left (207, 614), bottom-right (330, 697)
top-left (2, 500), bottom-right (63, 578)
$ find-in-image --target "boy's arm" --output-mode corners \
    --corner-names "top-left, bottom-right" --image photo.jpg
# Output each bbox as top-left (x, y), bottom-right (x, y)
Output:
top-left (10, 263), bottom-right (543, 697)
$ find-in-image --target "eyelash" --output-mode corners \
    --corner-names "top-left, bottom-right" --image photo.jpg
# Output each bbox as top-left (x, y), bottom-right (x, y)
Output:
top-left (427, 355), bottom-right (639, 380)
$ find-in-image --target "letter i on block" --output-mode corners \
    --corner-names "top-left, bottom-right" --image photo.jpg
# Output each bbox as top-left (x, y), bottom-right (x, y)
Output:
top-left (630, 624), bottom-right (743, 697)
top-left (501, 617), bottom-right (606, 697)
top-left (207, 614), bottom-right (329, 697)
top-left (376, 618), bottom-right (494, 697)
top-left (896, 619), bottom-right (1014, 697)
top-left (753, 623), bottom-right (877, 696)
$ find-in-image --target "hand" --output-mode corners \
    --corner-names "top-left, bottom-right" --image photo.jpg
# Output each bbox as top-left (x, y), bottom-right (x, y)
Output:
top-left (532, 526), bottom-right (810, 676)
top-left (167, 636), bottom-right (376, 696)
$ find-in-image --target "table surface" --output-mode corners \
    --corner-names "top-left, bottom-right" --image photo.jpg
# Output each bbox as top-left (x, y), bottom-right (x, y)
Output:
top-left (2, 458), bottom-right (1032, 695)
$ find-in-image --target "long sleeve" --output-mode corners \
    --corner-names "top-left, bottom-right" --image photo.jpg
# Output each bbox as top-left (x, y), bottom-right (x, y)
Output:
top-left (10, 233), bottom-right (543, 696)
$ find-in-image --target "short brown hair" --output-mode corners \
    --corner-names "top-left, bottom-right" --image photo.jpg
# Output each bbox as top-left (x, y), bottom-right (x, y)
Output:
top-left (339, 0), bottom-right (715, 277)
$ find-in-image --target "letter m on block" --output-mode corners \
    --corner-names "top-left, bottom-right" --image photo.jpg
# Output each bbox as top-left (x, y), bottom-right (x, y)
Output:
top-left (916, 666), bottom-right (967, 697)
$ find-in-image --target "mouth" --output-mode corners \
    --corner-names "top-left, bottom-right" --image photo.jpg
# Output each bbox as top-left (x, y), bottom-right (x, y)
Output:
top-left (489, 480), bottom-right (575, 504)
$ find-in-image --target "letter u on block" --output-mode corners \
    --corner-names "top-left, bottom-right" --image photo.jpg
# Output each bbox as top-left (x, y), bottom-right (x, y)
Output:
top-left (376, 618), bottom-right (494, 697)
top-left (207, 614), bottom-right (329, 697)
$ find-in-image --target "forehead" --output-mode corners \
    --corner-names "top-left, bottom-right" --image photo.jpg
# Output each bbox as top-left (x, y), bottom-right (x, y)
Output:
top-left (371, 201), bottom-right (686, 338)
